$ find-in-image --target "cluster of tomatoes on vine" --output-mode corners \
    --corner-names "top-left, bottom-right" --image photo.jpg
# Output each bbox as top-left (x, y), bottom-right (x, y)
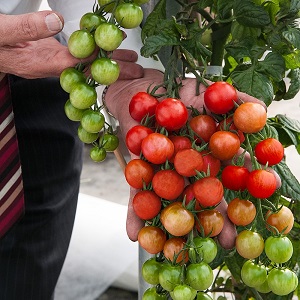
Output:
top-left (60, 0), bottom-right (147, 161)
top-left (123, 81), bottom-right (298, 299)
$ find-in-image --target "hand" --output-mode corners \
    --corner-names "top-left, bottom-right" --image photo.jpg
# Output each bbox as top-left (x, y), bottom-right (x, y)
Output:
top-left (0, 11), bottom-right (144, 79)
top-left (104, 69), bottom-right (267, 247)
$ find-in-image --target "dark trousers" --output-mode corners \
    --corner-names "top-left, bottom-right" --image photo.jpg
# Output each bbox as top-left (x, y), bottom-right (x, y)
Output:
top-left (0, 76), bottom-right (83, 300)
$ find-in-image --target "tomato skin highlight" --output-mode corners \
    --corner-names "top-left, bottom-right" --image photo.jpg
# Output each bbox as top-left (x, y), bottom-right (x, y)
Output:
top-left (193, 177), bottom-right (224, 208)
top-left (155, 98), bottom-right (188, 131)
top-left (208, 131), bottom-right (240, 161)
top-left (160, 202), bottom-right (195, 236)
top-left (246, 169), bottom-right (277, 198)
top-left (204, 81), bottom-right (238, 114)
top-left (138, 226), bottom-right (167, 254)
top-left (221, 165), bottom-right (249, 191)
top-left (124, 159), bottom-right (154, 189)
top-left (132, 190), bottom-right (161, 220)
top-left (152, 169), bottom-right (185, 201)
top-left (233, 102), bottom-right (267, 133)
top-left (174, 148), bottom-right (204, 177)
top-left (129, 91), bottom-right (159, 122)
top-left (141, 133), bottom-right (174, 164)
top-left (254, 138), bottom-right (284, 166)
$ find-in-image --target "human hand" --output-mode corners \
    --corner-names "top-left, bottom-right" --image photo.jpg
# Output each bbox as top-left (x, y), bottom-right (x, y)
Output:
top-left (0, 11), bottom-right (143, 79)
top-left (104, 69), bottom-right (269, 248)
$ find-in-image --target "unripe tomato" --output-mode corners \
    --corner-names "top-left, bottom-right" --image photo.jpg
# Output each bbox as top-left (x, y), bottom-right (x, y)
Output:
top-left (68, 30), bottom-right (96, 58)
top-left (94, 23), bottom-right (123, 51)
top-left (114, 3), bottom-right (144, 29)
top-left (91, 58), bottom-right (120, 85)
top-left (196, 209), bottom-right (224, 237)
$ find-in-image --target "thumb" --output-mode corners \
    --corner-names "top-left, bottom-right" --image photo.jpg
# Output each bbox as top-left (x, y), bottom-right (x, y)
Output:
top-left (0, 11), bottom-right (64, 45)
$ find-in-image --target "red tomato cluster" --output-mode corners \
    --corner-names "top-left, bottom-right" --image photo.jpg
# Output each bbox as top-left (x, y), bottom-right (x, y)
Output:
top-left (124, 82), bottom-right (296, 299)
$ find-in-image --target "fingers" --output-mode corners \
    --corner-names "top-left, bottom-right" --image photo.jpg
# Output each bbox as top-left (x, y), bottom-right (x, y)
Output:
top-left (0, 11), bottom-right (64, 46)
top-left (112, 49), bottom-right (139, 62)
top-left (116, 60), bottom-right (144, 80)
top-left (217, 198), bottom-right (237, 249)
top-left (237, 90), bottom-right (267, 110)
top-left (126, 188), bottom-right (145, 241)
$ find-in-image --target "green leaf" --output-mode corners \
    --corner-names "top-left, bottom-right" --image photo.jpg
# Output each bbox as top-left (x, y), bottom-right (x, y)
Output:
top-left (283, 50), bottom-right (300, 69)
top-left (274, 161), bottom-right (300, 200)
top-left (257, 51), bottom-right (286, 82)
top-left (217, 0), bottom-right (234, 19)
top-left (284, 68), bottom-right (300, 100)
top-left (196, 0), bottom-right (214, 10)
top-left (224, 251), bottom-right (245, 282)
top-left (141, 0), bottom-right (166, 41)
top-left (231, 21), bottom-right (261, 41)
top-left (233, 0), bottom-right (271, 27)
top-left (231, 68), bottom-right (274, 105)
top-left (282, 27), bottom-right (300, 49)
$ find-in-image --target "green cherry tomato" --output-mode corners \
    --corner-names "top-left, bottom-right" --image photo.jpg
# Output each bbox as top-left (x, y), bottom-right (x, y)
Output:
top-left (77, 125), bottom-right (99, 144)
top-left (196, 292), bottom-right (213, 300)
top-left (114, 3), bottom-right (144, 29)
top-left (91, 58), bottom-right (120, 85)
top-left (255, 278), bottom-right (272, 294)
top-left (142, 287), bottom-right (168, 300)
top-left (64, 100), bottom-right (86, 121)
top-left (186, 262), bottom-right (214, 291)
top-left (97, 0), bottom-right (115, 12)
top-left (133, 0), bottom-right (150, 4)
top-left (158, 263), bottom-right (182, 292)
top-left (102, 133), bottom-right (119, 151)
top-left (81, 109), bottom-right (105, 133)
top-left (60, 67), bottom-right (85, 93)
top-left (193, 236), bottom-right (218, 264)
top-left (170, 284), bottom-right (197, 300)
top-left (69, 82), bottom-right (97, 110)
top-left (94, 23), bottom-right (123, 51)
top-left (241, 260), bottom-right (267, 288)
top-left (68, 30), bottom-right (96, 58)
top-left (79, 12), bottom-right (106, 31)
top-left (142, 257), bottom-right (161, 285)
top-left (264, 236), bottom-right (293, 263)
top-left (267, 268), bottom-right (298, 296)
top-left (90, 146), bottom-right (106, 162)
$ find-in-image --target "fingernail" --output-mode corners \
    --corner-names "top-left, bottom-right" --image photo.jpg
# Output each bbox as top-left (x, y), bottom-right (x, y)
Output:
top-left (45, 13), bottom-right (63, 32)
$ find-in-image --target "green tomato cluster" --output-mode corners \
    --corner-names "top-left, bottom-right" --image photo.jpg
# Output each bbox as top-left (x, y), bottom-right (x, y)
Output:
top-left (60, 0), bottom-right (146, 162)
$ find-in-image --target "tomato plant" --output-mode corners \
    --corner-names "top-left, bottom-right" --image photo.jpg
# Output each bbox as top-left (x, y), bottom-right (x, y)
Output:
top-left (241, 260), bottom-right (267, 288)
top-left (64, 100), bottom-right (86, 121)
top-left (254, 138), bottom-right (284, 166)
top-left (204, 81), bottom-right (238, 114)
top-left (266, 205), bottom-right (294, 234)
top-left (90, 146), bottom-right (106, 162)
top-left (129, 91), bottom-right (159, 122)
top-left (138, 226), bottom-right (166, 254)
top-left (158, 263), bottom-right (182, 292)
top-left (114, 3), bottom-right (144, 29)
top-left (160, 202), bottom-right (194, 236)
top-left (142, 257), bottom-right (161, 285)
top-left (155, 98), bottom-right (188, 131)
top-left (170, 284), bottom-right (197, 300)
top-left (163, 237), bottom-right (188, 264)
top-left (227, 198), bottom-right (256, 226)
top-left (91, 58), bottom-right (120, 86)
top-left (81, 109), bottom-right (105, 133)
top-left (193, 236), bottom-right (218, 263)
top-left (102, 133), bottom-right (119, 151)
top-left (79, 12), bottom-right (105, 31)
top-left (68, 29), bottom-right (96, 58)
top-left (195, 209), bottom-right (224, 237)
top-left (60, 67), bottom-right (85, 93)
top-left (264, 236), bottom-right (293, 263)
top-left (142, 287), bottom-right (168, 300)
top-left (69, 82), bottom-right (97, 110)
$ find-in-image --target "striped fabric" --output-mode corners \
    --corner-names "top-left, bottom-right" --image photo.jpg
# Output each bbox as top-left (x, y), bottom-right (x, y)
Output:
top-left (0, 75), bottom-right (24, 239)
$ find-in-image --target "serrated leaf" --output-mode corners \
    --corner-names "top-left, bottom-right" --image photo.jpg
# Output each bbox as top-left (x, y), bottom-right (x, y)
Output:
top-left (141, 0), bottom-right (166, 41)
top-left (231, 68), bottom-right (274, 105)
top-left (274, 161), bottom-right (300, 200)
top-left (233, 0), bottom-right (271, 27)
top-left (282, 27), bottom-right (300, 49)
top-left (231, 21), bottom-right (261, 41)
top-left (257, 51), bottom-right (286, 82)
top-left (283, 50), bottom-right (300, 69)
top-left (284, 68), bottom-right (300, 99)
top-left (217, 0), bottom-right (234, 19)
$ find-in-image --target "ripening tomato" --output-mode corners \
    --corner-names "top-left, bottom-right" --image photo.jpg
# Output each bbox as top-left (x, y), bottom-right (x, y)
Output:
top-left (200, 150), bottom-right (221, 177)
top-left (160, 202), bottom-right (195, 236)
top-left (254, 138), bottom-right (284, 166)
top-left (221, 165), bottom-right (250, 191)
top-left (152, 169), bottom-right (185, 201)
top-left (138, 226), bottom-right (167, 254)
top-left (204, 81), bottom-right (238, 114)
top-left (129, 91), bottom-right (159, 122)
top-left (174, 148), bottom-right (204, 177)
top-left (196, 209), bottom-right (224, 237)
top-left (170, 284), bottom-right (197, 300)
top-left (141, 133), bottom-right (174, 164)
top-left (163, 237), bottom-right (189, 264)
top-left (241, 260), bottom-right (267, 288)
top-left (182, 184), bottom-right (201, 211)
top-left (193, 177), bottom-right (224, 208)
top-left (208, 131), bottom-right (240, 161)
top-left (155, 98), bottom-right (188, 131)
top-left (193, 236), bottom-right (218, 263)
top-left (189, 114), bottom-right (217, 143)
top-left (125, 125), bottom-right (154, 156)
top-left (233, 102), bottom-right (267, 133)
top-left (266, 205), bottom-right (294, 234)
top-left (246, 169), bottom-right (277, 199)
top-left (132, 190), bottom-right (161, 220)
top-left (227, 198), bottom-right (256, 226)
top-left (168, 135), bottom-right (192, 163)
top-left (235, 230), bottom-right (264, 259)
top-left (216, 116), bottom-right (245, 143)
top-left (124, 159), bottom-right (154, 189)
